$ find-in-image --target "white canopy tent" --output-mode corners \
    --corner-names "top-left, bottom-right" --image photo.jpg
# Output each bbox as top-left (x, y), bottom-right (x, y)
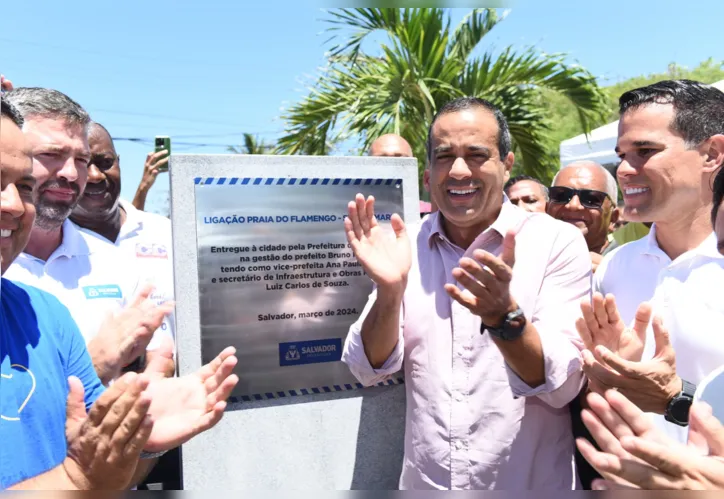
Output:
top-left (560, 79), bottom-right (724, 169)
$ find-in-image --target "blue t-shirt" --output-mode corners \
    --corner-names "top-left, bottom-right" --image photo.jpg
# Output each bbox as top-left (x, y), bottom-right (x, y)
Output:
top-left (0, 278), bottom-right (105, 489)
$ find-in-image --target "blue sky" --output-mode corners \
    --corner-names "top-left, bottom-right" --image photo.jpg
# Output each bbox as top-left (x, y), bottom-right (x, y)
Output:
top-left (2, 0), bottom-right (722, 213)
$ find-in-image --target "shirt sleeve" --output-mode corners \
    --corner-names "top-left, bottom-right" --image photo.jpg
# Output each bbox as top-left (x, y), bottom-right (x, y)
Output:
top-left (60, 306), bottom-right (106, 411)
top-left (341, 287), bottom-right (405, 386)
top-left (506, 224), bottom-right (591, 408)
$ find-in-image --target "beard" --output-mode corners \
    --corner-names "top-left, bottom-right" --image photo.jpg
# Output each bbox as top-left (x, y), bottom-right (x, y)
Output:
top-left (35, 181), bottom-right (80, 230)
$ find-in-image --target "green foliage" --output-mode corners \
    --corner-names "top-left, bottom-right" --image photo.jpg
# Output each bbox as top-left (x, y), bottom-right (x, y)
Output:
top-left (278, 8), bottom-right (608, 190)
top-left (228, 133), bottom-right (275, 154)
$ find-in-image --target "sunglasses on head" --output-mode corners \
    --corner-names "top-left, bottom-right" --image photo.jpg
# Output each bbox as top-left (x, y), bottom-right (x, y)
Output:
top-left (548, 186), bottom-right (610, 209)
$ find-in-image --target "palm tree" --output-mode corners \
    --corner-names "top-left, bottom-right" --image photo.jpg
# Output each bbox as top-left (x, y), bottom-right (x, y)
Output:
top-left (228, 133), bottom-right (275, 154)
top-left (277, 8), bottom-right (608, 183)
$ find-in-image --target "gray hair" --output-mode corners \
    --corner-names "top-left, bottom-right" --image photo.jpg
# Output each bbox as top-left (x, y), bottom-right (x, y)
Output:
top-left (553, 161), bottom-right (618, 202)
top-left (3, 87), bottom-right (90, 128)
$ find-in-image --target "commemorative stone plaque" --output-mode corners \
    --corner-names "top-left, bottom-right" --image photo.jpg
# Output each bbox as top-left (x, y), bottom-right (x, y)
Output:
top-left (195, 175), bottom-right (405, 401)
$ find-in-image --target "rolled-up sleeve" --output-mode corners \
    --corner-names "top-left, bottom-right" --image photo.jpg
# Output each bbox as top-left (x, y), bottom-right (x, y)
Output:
top-left (342, 288), bottom-right (405, 386)
top-left (506, 224), bottom-right (591, 408)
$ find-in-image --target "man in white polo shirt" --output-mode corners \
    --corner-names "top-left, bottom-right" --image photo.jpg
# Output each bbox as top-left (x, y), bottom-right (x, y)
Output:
top-left (577, 80), bottom-right (724, 444)
top-left (70, 122), bottom-right (175, 345)
top-left (3, 87), bottom-right (171, 384)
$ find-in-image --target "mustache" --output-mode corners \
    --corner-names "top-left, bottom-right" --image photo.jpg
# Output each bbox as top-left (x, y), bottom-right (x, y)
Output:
top-left (40, 180), bottom-right (80, 195)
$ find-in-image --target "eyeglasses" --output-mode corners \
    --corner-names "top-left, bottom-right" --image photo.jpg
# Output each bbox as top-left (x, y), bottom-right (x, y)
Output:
top-left (548, 186), bottom-right (610, 209)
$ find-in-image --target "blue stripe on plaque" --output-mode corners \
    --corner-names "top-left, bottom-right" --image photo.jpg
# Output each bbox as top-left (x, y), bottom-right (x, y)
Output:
top-left (194, 177), bottom-right (403, 188)
top-left (226, 377), bottom-right (406, 404)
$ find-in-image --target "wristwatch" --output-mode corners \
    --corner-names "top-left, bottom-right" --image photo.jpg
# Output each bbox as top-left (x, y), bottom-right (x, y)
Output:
top-left (664, 379), bottom-right (697, 426)
top-left (480, 307), bottom-right (527, 341)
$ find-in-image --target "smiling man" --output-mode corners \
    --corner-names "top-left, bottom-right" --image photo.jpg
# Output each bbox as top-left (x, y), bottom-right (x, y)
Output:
top-left (581, 80), bottom-right (724, 445)
top-left (504, 175), bottom-right (549, 213)
top-left (342, 97), bottom-right (592, 490)
top-left (70, 122), bottom-right (175, 346)
top-left (3, 88), bottom-right (172, 385)
top-left (547, 161), bottom-right (619, 272)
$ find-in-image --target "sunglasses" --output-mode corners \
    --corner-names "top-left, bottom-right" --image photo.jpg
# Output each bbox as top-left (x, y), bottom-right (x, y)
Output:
top-left (548, 186), bottom-right (610, 209)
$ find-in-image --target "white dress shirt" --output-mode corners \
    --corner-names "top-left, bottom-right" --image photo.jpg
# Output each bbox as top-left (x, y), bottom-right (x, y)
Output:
top-left (594, 225), bottom-right (724, 442)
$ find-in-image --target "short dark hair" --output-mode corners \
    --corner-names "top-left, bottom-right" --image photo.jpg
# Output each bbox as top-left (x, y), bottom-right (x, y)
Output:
top-left (3, 87), bottom-right (90, 127)
top-left (426, 96), bottom-right (512, 162)
top-left (504, 174), bottom-right (549, 200)
top-left (619, 79), bottom-right (724, 148)
top-left (1, 98), bottom-right (24, 127)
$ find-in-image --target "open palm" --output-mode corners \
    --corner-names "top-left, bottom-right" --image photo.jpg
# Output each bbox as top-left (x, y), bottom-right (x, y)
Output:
top-left (344, 194), bottom-right (411, 288)
top-left (143, 347), bottom-right (238, 452)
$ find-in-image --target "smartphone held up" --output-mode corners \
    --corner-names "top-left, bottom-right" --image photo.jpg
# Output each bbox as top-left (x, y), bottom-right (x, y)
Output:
top-left (155, 135), bottom-right (171, 172)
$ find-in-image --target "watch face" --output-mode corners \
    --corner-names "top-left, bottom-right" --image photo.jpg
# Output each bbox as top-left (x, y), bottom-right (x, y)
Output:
top-left (671, 397), bottom-right (692, 423)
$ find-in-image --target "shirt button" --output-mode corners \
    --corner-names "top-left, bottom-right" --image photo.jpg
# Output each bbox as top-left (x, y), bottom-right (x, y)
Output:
top-left (454, 440), bottom-right (464, 451)
top-left (454, 392), bottom-right (463, 402)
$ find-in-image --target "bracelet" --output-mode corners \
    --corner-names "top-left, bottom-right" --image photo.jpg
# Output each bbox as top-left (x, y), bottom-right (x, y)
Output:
top-left (140, 449), bottom-right (168, 459)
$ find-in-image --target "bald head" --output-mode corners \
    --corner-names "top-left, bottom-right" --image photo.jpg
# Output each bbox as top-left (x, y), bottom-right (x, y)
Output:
top-left (553, 161), bottom-right (618, 201)
top-left (369, 134), bottom-right (413, 158)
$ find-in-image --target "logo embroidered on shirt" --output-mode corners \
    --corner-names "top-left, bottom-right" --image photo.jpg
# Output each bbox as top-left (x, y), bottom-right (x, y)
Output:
top-left (1, 364), bottom-right (37, 422)
top-left (136, 243), bottom-right (169, 259)
top-left (82, 284), bottom-right (123, 299)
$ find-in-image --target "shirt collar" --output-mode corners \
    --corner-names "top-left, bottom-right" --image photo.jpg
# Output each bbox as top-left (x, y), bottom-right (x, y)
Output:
top-left (23, 219), bottom-right (91, 264)
top-left (427, 195), bottom-right (527, 249)
top-left (643, 223), bottom-right (720, 261)
top-left (118, 199), bottom-right (143, 242)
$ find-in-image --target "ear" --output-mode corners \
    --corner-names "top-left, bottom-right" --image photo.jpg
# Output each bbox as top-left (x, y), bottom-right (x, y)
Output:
top-left (503, 151), bottom-right (514, 183)
top-left (703, 134), bottom-right (724, 174)
top-left (608, 206), bottom-right (620, 233)
top-left (423, 168), bottom-right (431, 193)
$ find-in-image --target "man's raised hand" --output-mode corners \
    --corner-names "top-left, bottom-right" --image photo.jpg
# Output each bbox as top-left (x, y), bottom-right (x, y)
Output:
top-left (344, 194), bottom-right (411, 291)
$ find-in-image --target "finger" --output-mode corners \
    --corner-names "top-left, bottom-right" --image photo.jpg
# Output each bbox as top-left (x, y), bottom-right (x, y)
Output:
top-left (365, 196), bottom-right (379, 229)
top-left (620, 435), bottom-right (686, 477)
top-left (344, 217), bottom-right (362, 253)
top-left (587, 390), bottom-right (638, 441)
top-left (207, 373), bottom-right (239, 408)
top-left (689, 402), bottom-right (724, 456)
top-left (390, 214), bottom-right (406, 240)
top-left (151, 149), bottom-right (169, 162)
top-left (592, 293), bottom-right (609, 329)
top-left (122, 414), bottom-right (154, 461)
top-left (195, 347), bottom-right (237, 383)
top-left (470, 249), bottom-right (512, 282)
top-left (347, 198), bottom-right (364, 241)
top-left (591, 479), bottom-right (638, 490)
top-left (576, 438), bottom-right (633, 486)
top-left (155, 156), bottom-right (170, 167)
top-left (455, 261), bottom-right (495, 296)
top-left (632, 301), bottom-right (652, 339)
top-left (111, 389), bottom-right (152, 450)
top-left (594, 453), bottom-right (673, 490)
top-left (450, 267), bottom-right (489, 300)
top-left (604, 294), bottom-right (623, 326)
top-left (99, 374), bottom-right (150, 437)
top-left (87, 372), bottom-right (137, 426)
top-left (582, 350), bottom-right (626, 389)
top-left (651, 315), bottom-right (673, 359)
top-left (130, 283), bottom-right (156, 308)
top-left (356, 195), bottom-right (371, 235)
top-left (66, 376), bottom-right (88, 423)
top-left (604, 389), bottom-right (656, 437)
top-left (204, 355), bottom-right (238, 395)
top-left (576, 316), bottom-right (594, 351)
top-left (594, 346), bottom-right (641, 380)
top-left (444, 283), bottom-right (477, 311)
top-left (193, 400), bottom-right (228, 436)
top-left (581, 298), bottom-right (601, 336)
top-left (500, 230), bottom-right (516, 268)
